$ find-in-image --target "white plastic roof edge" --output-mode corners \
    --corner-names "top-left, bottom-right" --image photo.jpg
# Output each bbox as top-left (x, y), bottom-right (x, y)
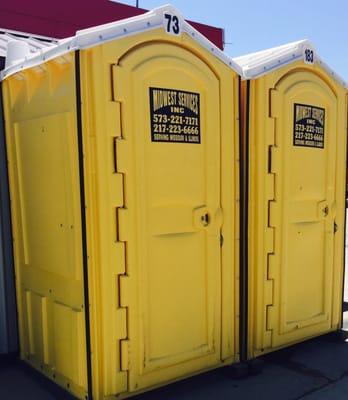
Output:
top-left (233, 39), bottom-right (347, 88)
top-left (0, 27), bottom-right (57, 42)
top-left (0, 4), bottom-right (242, 80)
top-left (0, 32), bottom-right (56, 58)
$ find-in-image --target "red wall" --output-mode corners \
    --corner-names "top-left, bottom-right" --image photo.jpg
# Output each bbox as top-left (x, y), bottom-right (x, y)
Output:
top-left (0, 0), bottom-right (224, 49)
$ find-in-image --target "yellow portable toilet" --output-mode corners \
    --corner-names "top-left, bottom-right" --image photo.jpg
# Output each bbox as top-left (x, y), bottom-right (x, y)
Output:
top-left (233, 40), bottom-right (347, 361)
top-left (1, 6), bottom-right (241, 399)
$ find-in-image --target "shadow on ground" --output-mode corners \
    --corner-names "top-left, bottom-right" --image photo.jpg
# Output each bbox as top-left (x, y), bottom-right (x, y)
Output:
top-left (1, 330), bottom-right (348, 400)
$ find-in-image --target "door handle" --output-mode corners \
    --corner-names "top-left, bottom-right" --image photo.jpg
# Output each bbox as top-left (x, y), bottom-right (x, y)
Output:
top-left (200, 212), bottom-right (210, 227)
top-left (193, 206), bottom-right (222, 231)
top-left (193, 206), bottom-right (212, 229)
top-left (317, 200), bottom-right (330, 219)
top-left (322, 205), bottom-right (329, 217)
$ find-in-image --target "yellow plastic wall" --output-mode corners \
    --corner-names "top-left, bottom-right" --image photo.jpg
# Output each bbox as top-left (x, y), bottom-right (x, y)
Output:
top-left (2, 54), bottom-right (88, 399)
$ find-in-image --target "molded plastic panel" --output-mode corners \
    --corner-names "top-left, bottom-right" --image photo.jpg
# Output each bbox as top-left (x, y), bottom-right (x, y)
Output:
top-left (2, 60), bottom-right (88, 399)
top-left (247, 63), bottom-right (347, 358)
top-left (80, 27), bottom-right (239, 399)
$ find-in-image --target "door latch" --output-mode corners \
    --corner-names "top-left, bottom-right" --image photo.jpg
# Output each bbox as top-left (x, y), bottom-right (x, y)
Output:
top-left (200, 212), bottom-right (210, 227)
top-left (322, 205), bottom-right (329, 217)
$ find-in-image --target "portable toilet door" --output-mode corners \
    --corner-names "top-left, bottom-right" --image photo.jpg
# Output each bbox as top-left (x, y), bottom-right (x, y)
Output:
top-left (234, 40), bottom-right (347, 360)
top-left (1, 6), bottom-right (241, 399)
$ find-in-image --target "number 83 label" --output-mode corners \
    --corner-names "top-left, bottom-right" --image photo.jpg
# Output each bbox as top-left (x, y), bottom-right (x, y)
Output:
top-left (304, 48), bottom-right (315, 65)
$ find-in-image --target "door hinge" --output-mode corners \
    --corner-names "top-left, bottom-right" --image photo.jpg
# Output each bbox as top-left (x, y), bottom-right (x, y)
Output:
top-left (264, 279), bottom-right (273, 307)
top-left (269, 89), bottom-right (280, 118)
top-left (112, 65), bottom-right (127, 102)
top-left (268, 146), bottom-right (280, 174)
top-left (334, 221), bottom-right (338, 233)
top-left (119, 274), bottom-right (130, 308)
top-left (111, 77), bottom-right (129, 393)
top-left (117, 276), bottom-right (130, 385)
top-left (266, 305), bottom-right (275, 331)
top-left (120, 339), bottom-right (130, 371)
top-left (115, 308), bottom-right (127, 340)
top-left (264, 91), bottom-right (278, 348)
top-left (107, 101), bottom-right (122, 138)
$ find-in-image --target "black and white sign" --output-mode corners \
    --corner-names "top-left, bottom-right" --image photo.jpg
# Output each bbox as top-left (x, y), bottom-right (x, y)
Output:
top-left (304, 48), bottom-right (314, 64)
top-left (293, 103), bottom-right (325, 149)
top-left (164, 13), bottom-right (181, 35)
top-left (149, 87), bottom-right (201, 144)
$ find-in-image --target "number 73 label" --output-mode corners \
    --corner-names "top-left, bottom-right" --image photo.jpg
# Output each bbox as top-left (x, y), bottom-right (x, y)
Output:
top-left (163, 12), bottom-right (181, 36)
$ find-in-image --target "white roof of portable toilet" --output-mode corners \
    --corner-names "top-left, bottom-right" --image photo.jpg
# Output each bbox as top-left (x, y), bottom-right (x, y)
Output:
top-left (233, 39), bottom-right (347, 88)
top-left (1, 4), bottom-right (242, 80)
top-left (0, 31), bottom-right (56, 59)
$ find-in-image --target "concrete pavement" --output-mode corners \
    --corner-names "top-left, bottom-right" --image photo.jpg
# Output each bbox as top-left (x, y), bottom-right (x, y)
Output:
top-left (1, 329), bottom-right (348, 400)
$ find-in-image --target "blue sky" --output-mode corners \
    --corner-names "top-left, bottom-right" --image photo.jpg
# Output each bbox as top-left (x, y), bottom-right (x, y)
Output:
top-left (117, 0), bottom-right (348, 81)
